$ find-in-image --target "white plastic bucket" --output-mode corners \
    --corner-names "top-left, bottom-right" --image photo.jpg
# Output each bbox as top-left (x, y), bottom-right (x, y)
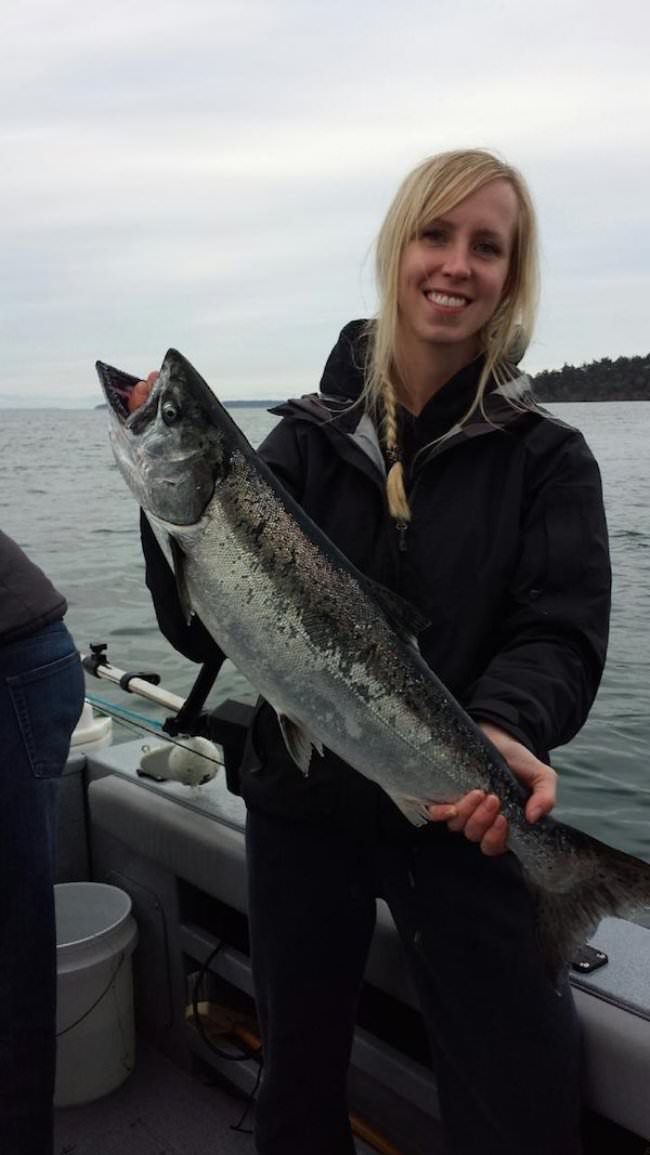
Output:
top-left (54, 882), bottom-right (138, 1106)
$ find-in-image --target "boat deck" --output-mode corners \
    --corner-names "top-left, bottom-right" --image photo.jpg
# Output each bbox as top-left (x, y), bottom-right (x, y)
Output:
top-left (54, 1036), bottom-right (378, 1155)
top-left (55, 1037), bottom-right (253, 1155)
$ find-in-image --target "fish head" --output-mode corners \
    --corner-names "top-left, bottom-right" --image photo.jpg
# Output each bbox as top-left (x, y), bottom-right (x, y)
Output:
top-left (97, 349), bottom-right (235, 525)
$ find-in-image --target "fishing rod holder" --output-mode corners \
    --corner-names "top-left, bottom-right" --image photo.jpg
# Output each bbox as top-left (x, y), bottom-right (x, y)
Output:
top-left (83, 642), bottom-right (110, 677)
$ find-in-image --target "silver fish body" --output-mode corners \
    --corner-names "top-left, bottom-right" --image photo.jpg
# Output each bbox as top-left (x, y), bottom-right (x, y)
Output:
top-left (97, 348), bottom-right (650, 973)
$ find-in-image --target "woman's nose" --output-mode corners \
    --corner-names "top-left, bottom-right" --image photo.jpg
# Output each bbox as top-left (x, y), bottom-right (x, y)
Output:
top-left (441, 243), bottom-right (471, 279)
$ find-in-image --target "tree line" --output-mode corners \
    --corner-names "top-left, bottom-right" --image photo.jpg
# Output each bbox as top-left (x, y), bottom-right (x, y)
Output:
top-left (531, 353), bottom-right (650, 402)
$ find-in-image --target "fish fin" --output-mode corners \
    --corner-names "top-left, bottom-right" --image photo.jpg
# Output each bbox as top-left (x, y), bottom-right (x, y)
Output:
top-left (363, 579), bottom-right (429, 645)
top-left (169, 537), bottom-right (194, 626)
top-left (527, 822), bottom-right (650, 980)
top-left (388, 792), bottom-right (432, 828)
top-left (277, 714), bottom-right (323, 777)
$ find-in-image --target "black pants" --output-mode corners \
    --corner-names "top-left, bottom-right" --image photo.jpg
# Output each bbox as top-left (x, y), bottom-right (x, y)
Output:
top-left (246, 809), bottom-right (582, 1155)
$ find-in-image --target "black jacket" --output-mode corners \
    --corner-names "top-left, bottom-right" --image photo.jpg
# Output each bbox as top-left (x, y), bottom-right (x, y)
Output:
top-left (0, 530), bottom-right (67, 646)
top-left (141, 321), bottom-right (611, 838)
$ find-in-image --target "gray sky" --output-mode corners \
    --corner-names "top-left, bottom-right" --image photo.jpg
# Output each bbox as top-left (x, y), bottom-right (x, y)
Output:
top-left (2, 0), bottom-right (649, 404)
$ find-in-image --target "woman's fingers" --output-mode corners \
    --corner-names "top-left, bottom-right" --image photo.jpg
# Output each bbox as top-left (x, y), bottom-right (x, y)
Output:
top-left (128, 371), bottom-right (159, 413)
top-left (480, 814), bottom-right (509, 856)
top-left (427, 791), bottom-right (480, 826)
top-left (428, 791), bottom-right (501, 835)
top-left (461, 793), bottom-right (501, 841)
top-left (428, 790), bottom-right (509, 856)
top-left (518, 767), bottom-right (557, 823)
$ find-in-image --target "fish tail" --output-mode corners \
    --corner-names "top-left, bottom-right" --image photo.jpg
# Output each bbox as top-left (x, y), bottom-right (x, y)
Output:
top-left (528, 826), bottom-right (650, 978)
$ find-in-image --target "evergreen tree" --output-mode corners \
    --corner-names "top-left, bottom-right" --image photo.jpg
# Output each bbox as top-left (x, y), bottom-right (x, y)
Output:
top-left (531, 353), bottom-right (650, 401)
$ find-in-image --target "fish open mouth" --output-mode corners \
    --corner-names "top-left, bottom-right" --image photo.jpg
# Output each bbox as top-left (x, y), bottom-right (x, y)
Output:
top-left (95, 362), bottom-right (143, 422)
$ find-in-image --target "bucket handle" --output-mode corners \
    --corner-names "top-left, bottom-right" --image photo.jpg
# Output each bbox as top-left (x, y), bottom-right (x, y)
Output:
top-left (56, 951), bottom-right (125, 1038)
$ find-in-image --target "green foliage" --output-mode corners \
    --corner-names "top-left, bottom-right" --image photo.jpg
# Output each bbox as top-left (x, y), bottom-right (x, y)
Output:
top-left (531, 353), bottom-right (650, 402)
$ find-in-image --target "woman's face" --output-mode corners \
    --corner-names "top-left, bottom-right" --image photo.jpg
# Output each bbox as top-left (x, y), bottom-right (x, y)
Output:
top-left (397, 178), bottom-right (518, 364)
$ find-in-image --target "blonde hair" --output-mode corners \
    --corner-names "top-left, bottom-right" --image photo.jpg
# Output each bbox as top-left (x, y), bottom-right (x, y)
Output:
top-left (364, 149), bottom-right (539, 521)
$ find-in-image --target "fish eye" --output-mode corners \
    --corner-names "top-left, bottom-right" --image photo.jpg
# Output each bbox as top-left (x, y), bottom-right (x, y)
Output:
top-left (161, 400), bottom-right (181, 426)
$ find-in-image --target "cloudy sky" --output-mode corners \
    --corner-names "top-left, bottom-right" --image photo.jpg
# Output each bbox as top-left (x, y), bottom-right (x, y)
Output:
top-left (2, 0), bottom-right (649, 404)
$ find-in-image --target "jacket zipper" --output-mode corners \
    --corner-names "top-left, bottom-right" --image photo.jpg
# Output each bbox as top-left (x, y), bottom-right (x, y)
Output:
top-left (394, 426), bottom-right (504, 554)
top-left (395, 470), bottom-right (426, 553)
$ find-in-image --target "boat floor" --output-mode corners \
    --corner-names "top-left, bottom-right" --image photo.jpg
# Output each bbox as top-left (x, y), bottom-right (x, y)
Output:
top-left (54, 1037), bottom-right (377, 1155)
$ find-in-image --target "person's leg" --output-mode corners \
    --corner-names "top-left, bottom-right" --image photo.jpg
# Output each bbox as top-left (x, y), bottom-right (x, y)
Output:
top-left (377, 828), bottom-right (582, 1155)
top-left (0, 622), bottom-right (84, 1155)
top-left (246, 810), bottom-right (376, 1155)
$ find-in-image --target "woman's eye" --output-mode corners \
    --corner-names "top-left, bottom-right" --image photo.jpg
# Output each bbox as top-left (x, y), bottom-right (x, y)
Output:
top-left (475, 240), bottom-right (501, 257)
top-left (423, 228), bottom-right (446, 244)
top-left (161, 401), bottom-right (181, 426)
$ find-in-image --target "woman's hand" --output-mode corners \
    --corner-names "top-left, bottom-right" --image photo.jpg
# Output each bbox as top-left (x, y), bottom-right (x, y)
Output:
top-left (426, 722), bottom-right (558, 857)
top-left (128, 371), bottom-right (158, 412)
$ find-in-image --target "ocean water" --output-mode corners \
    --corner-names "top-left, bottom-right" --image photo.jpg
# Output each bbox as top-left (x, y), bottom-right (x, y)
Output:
top-left (2, 402), bottom-right (650, 862)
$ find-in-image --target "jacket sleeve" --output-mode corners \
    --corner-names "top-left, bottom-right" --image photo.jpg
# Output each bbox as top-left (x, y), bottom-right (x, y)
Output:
top-left (255, 418), bottom-right (307, 502)
top-left (139, 416), bottom-right (306, 662)
top-left (465, 429), bottom-right (611, 759)
top-left (140, 510), bottom-right (224, 664)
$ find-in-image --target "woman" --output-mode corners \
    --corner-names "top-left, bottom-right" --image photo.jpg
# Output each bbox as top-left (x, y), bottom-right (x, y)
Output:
top-left (140, 150), bottom-right (611, 1154)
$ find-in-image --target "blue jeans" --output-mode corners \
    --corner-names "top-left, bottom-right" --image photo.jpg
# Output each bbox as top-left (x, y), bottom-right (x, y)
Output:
top-left (0, 621), bottom-right (85, 1155)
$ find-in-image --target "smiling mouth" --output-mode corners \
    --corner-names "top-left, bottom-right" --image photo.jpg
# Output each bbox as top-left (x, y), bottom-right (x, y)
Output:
top-left (424, 291), bottom-right (471, 308)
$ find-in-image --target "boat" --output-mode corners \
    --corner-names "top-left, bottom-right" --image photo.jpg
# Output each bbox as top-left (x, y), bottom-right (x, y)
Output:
top-left (53, 652), bottom-right (650, 1155)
